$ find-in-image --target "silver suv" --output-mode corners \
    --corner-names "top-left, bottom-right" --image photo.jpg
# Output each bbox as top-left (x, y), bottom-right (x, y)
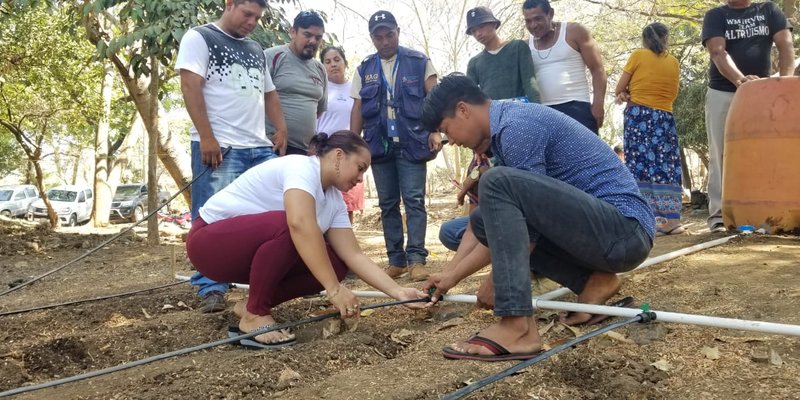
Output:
top-left (0, 185), bottom-right (39, 218)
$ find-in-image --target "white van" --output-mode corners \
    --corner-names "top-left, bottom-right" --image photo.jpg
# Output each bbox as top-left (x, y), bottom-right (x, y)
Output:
top-left (28, 185), bottom-right (94, 226)
top-left (0, 184), bottom-right (39, 218)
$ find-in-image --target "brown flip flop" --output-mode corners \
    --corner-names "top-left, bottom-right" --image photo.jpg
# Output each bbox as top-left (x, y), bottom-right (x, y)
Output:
top-left (443, 335), bottom-right (543, 362)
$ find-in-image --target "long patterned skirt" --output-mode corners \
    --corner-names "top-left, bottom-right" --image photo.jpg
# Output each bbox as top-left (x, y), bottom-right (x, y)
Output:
top-left (623, 105), bottom-right (682, 233)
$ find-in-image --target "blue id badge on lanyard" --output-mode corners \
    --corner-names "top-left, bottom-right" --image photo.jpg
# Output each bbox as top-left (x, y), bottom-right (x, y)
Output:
top-left (387, 118), bottom-right (398, 138)
top-left (380, 57), bottom-right (400, 138)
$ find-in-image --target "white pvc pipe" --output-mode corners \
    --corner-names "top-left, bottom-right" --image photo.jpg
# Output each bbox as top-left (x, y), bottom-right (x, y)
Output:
top-left (535, 235), bottom-right (739, 301)
top-left (176, 236), bottom-right (737, 296)
top-left (175, 273), bottom-right (800, 336)
top-left (349, 290), bottom-right (800, 337)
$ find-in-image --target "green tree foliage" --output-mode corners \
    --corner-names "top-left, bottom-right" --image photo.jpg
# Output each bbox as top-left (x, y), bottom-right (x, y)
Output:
top-left (673, 77), bottom-right (709, 164)
top-left (0, 4), bottom-right (102, 225)
top-left (0, 6), bottom-right (101, 158)
top-left (0, 132), bottom-right (25, 179)
top-left (77, 0), bottom-right (297, 240)
top-left (0, 6), bottom-right (100, 139)
top-left (87, 0), bottom-right (295, 79)
top-left (573, 0), bottom-right (720, 164)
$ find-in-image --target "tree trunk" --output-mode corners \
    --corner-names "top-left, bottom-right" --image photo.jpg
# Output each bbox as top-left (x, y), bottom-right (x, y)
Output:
top-left (70, 150), bottom-right (80, 185)
top-left (53, 143), bottom-right (65, 184)
top-left (33, 136), bottom-right (59, 227)
top-left (146, 55), bottom-right (160, 246)
top-left (25, 160), bottom-right (34, 185)
top-left (696, 150), bottom-right (710, 192)
top-left (116, 62), bottom-right (192, 205)
top-left (93, 59), bottom-right (115, 227)
top-left (0, 121), bottom-right (59, 227)
top-left (33, 160), bottom-right (59, 227)
top-left (109, 115), bottom-right (141, 185)
top-left (156, 105), bottom-right (192, 200)
top-left (679, 146), bottom-right (692, 190)
top-left (82, 16), bottom-right (192, 206)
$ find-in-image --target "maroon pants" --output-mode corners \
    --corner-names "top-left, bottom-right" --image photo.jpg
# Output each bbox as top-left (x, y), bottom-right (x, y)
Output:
top-left (186, 211), bottom-right (348, 315)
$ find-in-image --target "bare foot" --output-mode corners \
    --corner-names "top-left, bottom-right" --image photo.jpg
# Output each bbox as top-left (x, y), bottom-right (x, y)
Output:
top-left (239, 311), bottom-right (295, 344)
top-left (562, 271), bottom-right (621, 326)
top-left (447, 316), bottom-right (542, 356)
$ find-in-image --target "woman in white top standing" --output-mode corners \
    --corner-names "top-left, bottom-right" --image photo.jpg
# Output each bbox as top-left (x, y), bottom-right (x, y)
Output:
top-left (317, 46), bottom-right (364, 223)
top-left (186, 131), bottom-right (427, 349)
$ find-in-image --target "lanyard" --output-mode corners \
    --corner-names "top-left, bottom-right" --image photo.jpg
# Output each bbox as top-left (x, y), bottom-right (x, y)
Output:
top-left (377, 56), bottom-right (400, 102)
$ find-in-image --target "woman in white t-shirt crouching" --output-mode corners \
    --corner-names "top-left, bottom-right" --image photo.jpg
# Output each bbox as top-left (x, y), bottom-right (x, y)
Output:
top-left (186, 131), bottom-right (428, 349)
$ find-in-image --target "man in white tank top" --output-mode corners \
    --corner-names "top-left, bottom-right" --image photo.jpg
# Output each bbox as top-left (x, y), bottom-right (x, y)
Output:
top-left (522, 0), bottom-right (607, 134)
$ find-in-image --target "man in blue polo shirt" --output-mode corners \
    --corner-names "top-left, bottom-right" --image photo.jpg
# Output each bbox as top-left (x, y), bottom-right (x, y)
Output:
top-left (421, 73), bottom-right (654, 362)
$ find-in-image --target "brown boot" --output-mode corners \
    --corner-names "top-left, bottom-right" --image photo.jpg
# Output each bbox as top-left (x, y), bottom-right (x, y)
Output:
top-left (385, 266), bottom-right (408, 279)
top-left (408, 264), bottom-right (429, 281)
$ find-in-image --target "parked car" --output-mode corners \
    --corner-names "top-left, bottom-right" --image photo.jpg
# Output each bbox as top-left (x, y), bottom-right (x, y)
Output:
top-left (28, 185), bottom-right (94, 226)
top-left (110, 183), bottom-right (171, 223)
top-left (0, 184), bottom-right (39, 218)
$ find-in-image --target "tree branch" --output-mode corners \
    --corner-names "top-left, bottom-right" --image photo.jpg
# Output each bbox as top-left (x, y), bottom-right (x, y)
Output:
top-left (408, 0), bottom-right (431, 56)
top-left (332, 0), bottom-right (367, 22)
top-left (579, 0), bottom-right (704, 24)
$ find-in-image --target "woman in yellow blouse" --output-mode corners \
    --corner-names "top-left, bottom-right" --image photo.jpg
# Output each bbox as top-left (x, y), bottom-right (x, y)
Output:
top-left (615, 22), bottom-right (683, 235)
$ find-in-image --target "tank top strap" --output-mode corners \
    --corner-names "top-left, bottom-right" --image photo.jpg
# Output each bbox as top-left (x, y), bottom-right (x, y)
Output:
top-left (556, 22), bottom-right (567, 46)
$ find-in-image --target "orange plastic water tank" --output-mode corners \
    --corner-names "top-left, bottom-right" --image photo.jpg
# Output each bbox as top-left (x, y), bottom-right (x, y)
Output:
top-left (722, 76), bottom-right (800, 234)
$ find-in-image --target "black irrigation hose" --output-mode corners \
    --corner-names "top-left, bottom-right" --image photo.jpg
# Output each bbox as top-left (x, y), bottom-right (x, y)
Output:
top-left (0, 281), bottom-right (187, 317)
top-left (0, 297), bottom-right (430, 398)
top-left (0, 149), bottom-right (231, 298)
top-left (441, 312), bottom-right (657, 400)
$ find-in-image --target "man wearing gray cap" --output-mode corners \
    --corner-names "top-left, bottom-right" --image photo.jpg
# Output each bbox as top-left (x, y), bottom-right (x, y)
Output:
top-left (350, 10), bottom-right (442, 281)
top-left (466, 6), bottom-right (540, 103)
top-left (437, 6), bottom-right (542, 280)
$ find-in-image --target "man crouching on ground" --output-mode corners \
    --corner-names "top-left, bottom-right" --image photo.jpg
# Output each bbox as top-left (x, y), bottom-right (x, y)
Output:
top-left (421, 73), bottom-right (654, 361)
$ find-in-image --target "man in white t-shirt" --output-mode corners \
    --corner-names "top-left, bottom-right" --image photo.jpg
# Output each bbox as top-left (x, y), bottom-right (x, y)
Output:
top-left (175, 0), bottom-right (288, 313)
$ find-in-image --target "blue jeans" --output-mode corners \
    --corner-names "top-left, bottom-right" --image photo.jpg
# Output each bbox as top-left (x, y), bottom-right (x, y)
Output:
top-left (189, 141), bottom-right (277, 296)
top-left (470, 167), bottom-right (652, 317)
top-left (549, 101), bottom-right (598, 135)
top-left (370, 153), bottom-right (428, 267)
top-left (439, 216), bottom-right (469, 251)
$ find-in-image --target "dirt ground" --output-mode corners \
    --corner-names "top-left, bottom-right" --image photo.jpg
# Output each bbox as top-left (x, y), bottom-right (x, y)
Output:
top-left (1, 194), bottom-right (799, 400)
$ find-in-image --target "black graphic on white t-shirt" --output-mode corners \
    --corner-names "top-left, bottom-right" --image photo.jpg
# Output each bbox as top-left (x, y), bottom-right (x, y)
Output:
top-left (196, 25), bottom-right (265, 97)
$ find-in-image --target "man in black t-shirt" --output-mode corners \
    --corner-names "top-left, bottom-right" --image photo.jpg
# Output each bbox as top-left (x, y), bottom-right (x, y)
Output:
top-left (701, 0), bottom-right (793, 232)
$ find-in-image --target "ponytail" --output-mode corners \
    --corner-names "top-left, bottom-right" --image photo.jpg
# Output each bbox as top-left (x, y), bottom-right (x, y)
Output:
top-left (308, 130), bottom-right (368, 157)
top-left (642, 22), bottom-right (669, 55)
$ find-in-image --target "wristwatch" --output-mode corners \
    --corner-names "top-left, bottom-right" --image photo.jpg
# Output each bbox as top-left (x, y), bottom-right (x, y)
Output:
top-left (469, 169), bottom-right (480, 180)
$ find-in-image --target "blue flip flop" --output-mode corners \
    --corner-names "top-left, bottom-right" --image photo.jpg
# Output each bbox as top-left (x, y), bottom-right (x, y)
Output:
top-left (227, 324), bottom-right (296, 349)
